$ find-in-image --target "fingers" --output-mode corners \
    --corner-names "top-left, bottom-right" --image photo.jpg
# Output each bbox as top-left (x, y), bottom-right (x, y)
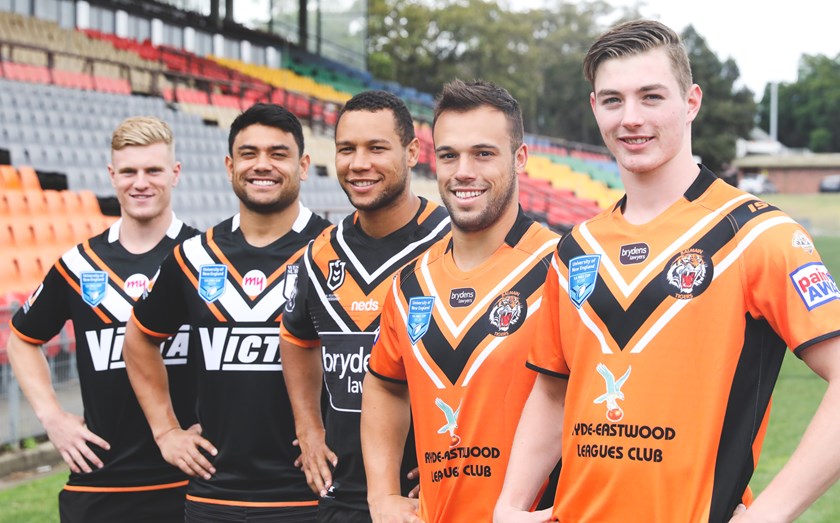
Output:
top-left (406, 467), bottom-right (420, 498)
top-left (159, 429), bottom-right (218, 480)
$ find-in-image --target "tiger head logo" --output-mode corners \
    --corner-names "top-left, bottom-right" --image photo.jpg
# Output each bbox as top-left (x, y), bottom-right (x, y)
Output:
top-left (489, 293), bottom-right (523, 335)
top-left (666, 252), bottom-right (707, 294)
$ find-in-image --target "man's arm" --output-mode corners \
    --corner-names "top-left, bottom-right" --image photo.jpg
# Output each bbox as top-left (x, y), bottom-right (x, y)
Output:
top-left (123, 318), bottom-right (217, 479)
top-left (494, 373), bottom-right (567, 523)
top-left (360, 373), bottom-right (419, 523)
top-left (7, 333), bottom-right (110, 473)
top-left (731, 337), bottom-right (840, 523)
top-left (279, 338), bottom-right (337, 496)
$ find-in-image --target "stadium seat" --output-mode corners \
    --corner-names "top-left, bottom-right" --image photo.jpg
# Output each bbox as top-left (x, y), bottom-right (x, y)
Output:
top-left (18, 165), bottom-right (41, 191)
top-left (4, 191), bottom-right (29, 216)
top-left (0, 164), bottom-right (21, 189)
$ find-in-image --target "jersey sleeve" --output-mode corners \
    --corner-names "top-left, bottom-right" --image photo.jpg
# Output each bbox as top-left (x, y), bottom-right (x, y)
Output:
top-left (368, 275), bottom-right (408, 383)
top-left (743, 220), bottom-right (840, 355)
top-left (526, 251), bottom-right (570, 378)
top-left (131, 248), bottom-right (189, 338)
top-left (279, 255), bottom-right (320, 348)
top-left (10, 263), bottom-right (71, 344)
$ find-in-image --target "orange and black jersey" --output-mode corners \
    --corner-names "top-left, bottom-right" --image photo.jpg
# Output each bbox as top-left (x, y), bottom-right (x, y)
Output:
top-left (11, 216), bottom-right (198, 491)
top-left (280, 197), bottom-right (449, 512)
top-left (528, 166), bottom-right (840, 523)
top-left (370, 210), bottom-right (560, 523)
top-left (132, 207), bottom-right (330, 507)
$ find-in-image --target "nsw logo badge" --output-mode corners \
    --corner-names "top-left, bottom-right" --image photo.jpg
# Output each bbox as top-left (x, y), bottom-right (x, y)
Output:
top-left (407, 296), bottom-right (435, 345)
top-left (568, 255), bottom-right (601, 309)
top-left (198, 264), bottom-right (228, 303)
top-left (80, 271), bottom-right (108, 307)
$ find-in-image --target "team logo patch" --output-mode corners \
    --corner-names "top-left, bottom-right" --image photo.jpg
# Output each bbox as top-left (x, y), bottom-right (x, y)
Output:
top-left (283, 264), bottom-right (299, 312)
top-left (792, 230), bottom-right (815, 254)
top-left (242, 269), bottom-right (267, 298)
top-left (664, 249), bottom-right (713, 299)
top-left (123, 273), bottom-right (150, 299)
top-left (407, 296), bottom-right (435, 344)
top-left (198, 264), bottom-right (228, 303)
top-left (594, 363), bottom-right (632, 423)
top-left (327, 259), bottom-right (346, 291)
top-left (488, 291), bottom-right (525, 336)
top-left (568, 254), bottom-right (601, 309)
top-left (790, 262), bottom-right (839, 311)
top-left (619, 242), bottom-right (649, 265)
top-left (22, 283), bottom-right (44, 313)
top-left (449, 287), bottom-right (476, 308)
top-left (80, 271), bottom-right (108, 307)
top-left (435, 397), bottom-right (462, 448)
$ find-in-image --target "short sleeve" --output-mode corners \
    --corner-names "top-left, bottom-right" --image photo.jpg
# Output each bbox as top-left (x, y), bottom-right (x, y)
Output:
top-left (368, 275), bottom-right (408, 383)
top-left (132, 248), bottom-right (189, 338)
top-left (526, 252), bottom-right (570, 378)
top-left (279, 256), bottom-right (319, 347)
top-left (11, 263), bottom-right (71, 344)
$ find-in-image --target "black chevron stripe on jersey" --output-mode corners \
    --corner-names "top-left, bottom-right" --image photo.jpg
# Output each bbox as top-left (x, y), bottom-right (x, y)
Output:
top-left (400, 255), bottom-right (551, 385)
top-left (560, 199), bottom-right (780, 351)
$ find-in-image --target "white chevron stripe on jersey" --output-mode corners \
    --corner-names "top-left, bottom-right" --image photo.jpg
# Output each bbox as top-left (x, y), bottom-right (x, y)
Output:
top-left (420, 239), bottom-right (557, 339)
top-left (335, 215), bottom-right (450, 285)
top-left (181, 237), bottom-right (289, 322)
top-left (303, 243), bottom-right (352, 333)
top-left (393, 281), bottom-right (446, 389)
top-left (579, 193), bottom-right (753, 299)
top-left (62, 248), bottom-right (133, 321)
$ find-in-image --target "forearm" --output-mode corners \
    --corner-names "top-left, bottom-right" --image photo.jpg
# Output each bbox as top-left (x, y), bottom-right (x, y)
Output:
top-left (497, 374), bottom-right (566, 511)
top-left (361, 373), bottom-right (411, 501)
top-left (279, 339), bottom-right (325, 436)
top-left (7, 334), bottom-right (63, 422)
top-left (123, 321), bottom-right (179, 439)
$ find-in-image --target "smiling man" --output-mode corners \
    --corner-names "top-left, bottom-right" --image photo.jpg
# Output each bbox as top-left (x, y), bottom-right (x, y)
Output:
top-left (123, 104), bottom-right (331, 522)
top-left (360, 80), bottom-right (560, 523)
top-left (7, 116), bottom-right (199, 522)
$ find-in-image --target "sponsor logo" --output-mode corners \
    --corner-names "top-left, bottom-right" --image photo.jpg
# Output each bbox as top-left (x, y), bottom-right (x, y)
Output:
top-left (197, 327), bottom-right (281, 371)
top-left (123, 273), bottom-right (150, 299)
top-left (407, 296), bottom-right (435, 344)
top-left (435, 397), bottom-right (462, 448)
top-left (790, 262), bottom-right (840, 311)
top-left (568, 255), bottom-right (601, 308)
top-left (594, 363), bottom-right (632, 423)
top-left (619, 243), bottom-right (650, 265)
top-left (321, 333), bottom-right (375, 412)
top-left (350, 299), bottom-right (379, 312)
top-left (85, 325), bottom-right (189, 371)
top-left (23, 283), bottom-right (44, 314)
top-left (792, 230), bottom-right (815, 254)
top-left (449, 287), bottom-right (476, 308)
top-left (283, 264), bottom-right (299, 312)
top-left (198, 264), bottom-right (227, 303)
top-left (242, 269), bottom-right (267, 298)
top-left (664, 249), bottom-right (713, 299)
top-left (488, 291), bottom-right (525, 336)
top-left (80, 271), bottom-right (108, 307)
top-left (327, 259), bottom-right (346, 291)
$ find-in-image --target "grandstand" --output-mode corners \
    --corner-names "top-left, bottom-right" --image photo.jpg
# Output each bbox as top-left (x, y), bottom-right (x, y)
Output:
top-left (0, 2), bottom-right (623, 445)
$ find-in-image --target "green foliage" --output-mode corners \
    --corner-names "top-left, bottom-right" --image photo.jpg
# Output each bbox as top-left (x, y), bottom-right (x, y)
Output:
top-left (0, 470), bottom-right (64, 523)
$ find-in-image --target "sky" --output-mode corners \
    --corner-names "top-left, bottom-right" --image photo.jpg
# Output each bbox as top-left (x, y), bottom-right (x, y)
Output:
top-left (518, 0), bottom-right (840, 97)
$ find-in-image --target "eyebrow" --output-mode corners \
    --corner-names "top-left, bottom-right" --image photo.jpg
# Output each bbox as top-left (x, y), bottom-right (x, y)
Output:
top-left (335, 138), bottom-right (391, 147)
top-left (596, 83), bottom-right (669, 97)
top-left (236, 144), bottom-right (291, 152)
top-left (434, 143), bottom-right (501, 153)
top-left (118, 165), bottom-right (164, 173)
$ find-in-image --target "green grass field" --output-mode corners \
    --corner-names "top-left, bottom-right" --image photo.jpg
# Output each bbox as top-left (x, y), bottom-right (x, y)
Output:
top-left (1, 195), bottom-right (838, 522)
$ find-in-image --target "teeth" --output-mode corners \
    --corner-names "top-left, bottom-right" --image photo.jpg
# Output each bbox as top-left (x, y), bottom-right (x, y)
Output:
top-left (251, 179), bottom-right (277, 186)
top-left (455, 190), bottom-right (482, 199)
top-left (625, 138), bottom-right (649, 144)
top-left (352, 180), bottom-right (375, 187)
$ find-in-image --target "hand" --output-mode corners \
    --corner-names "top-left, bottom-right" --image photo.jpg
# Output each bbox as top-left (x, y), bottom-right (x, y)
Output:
top-left (156, 423), bottom-right (218, 480)
top-left (729, 504), bottom-right (759, 522)
top-left (406, 467), bottom-right (420, 499)
top-left (41, 409), bottom-right (110, 474)
top-left (296, 429), bottom-right (338, 497)
top-left (369, 494), bottom-right (422, 523)
top-left (493, 505), bottom-right (554, 523)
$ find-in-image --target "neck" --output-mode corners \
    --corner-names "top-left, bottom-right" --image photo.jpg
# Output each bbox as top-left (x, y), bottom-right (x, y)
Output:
top-left (450, 204), bottom-right (518, 272)
top-left (238, 202), bottom-right (300, 248)
top-left (357, 193), bottom-right (421, 239)
top-left (118, 211), bottom-right (173, 254)
top-left (621, 158), bottom-right (699, 225)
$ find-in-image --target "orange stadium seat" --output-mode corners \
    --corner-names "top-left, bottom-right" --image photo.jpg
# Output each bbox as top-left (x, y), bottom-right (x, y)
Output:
top-left (0, 165), bottom-right (21, 189)
top-left (18, 166), bottom-right (41, 191)
top-left (0, 257), bottom-right (19, 295)
top-left (78, 190), bottom-right (102, 215)
top-left (24, 190), bottom-right (47, 215)
top-left (9, 221), bottom-right (35, 247)
top-left (61, 190), bottom-right (83, 215)
top-left (42, 190), bottom-right (64, 215)
top-left (4, 191), bottom-right (29, 216)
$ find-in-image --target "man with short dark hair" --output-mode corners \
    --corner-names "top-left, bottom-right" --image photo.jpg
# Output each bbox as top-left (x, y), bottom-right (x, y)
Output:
top-left (124, 103), bottom-right (332, 522)
top-left (280, 90), bottom-right (450, 523)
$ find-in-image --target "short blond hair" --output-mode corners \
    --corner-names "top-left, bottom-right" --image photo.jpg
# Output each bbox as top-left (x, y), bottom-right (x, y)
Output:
top-left (111, 116), bottom-right (175, 154)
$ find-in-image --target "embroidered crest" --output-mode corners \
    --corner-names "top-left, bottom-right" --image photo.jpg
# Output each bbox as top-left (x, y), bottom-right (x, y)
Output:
top-left (327, 259), bottom-right (346, 291)
top-left (80, 271), bottom-right (108, 307)
top-left (568, 255), bottom-right (601, 308)
top-left (488, 291), bottom-right (525, 336)
top-left (198, 264), bottom-right (228, 303)
top-left (407, 296), bottom-right (435, 344)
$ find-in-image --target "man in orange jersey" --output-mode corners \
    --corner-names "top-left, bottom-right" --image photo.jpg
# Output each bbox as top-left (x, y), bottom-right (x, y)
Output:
top-left (495, 20), bottom-right (840, 523)
top-left (361, 80), bottom-right (560, 522)
top-left (8, 116), bottom-right (198, 522)
top-left (280, 90), bottom-right (450, 523)
top-left (124, 104), bottom-right (331, 522)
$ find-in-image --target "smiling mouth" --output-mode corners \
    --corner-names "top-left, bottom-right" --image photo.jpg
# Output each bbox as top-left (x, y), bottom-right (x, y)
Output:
top-left (454, 189), bottom-right (484, 199)
top-left (350, 180), bottom-right (377, 188)
top-left (249, 179), bottom-right (278, 186)
top-left (621, 137), bottom-right (652, 145)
